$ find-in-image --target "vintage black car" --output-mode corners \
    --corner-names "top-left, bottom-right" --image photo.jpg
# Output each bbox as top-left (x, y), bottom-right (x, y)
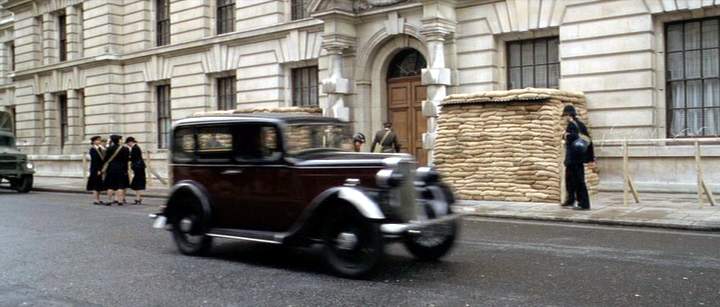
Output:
top-left (0, 111), bottom-right (34, 193)
top-left (150, 110), bottom-right (460, 277)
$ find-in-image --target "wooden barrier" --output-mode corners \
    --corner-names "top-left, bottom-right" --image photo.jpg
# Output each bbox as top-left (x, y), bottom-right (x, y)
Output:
top-left (595, 138), bottom-right (718, 207)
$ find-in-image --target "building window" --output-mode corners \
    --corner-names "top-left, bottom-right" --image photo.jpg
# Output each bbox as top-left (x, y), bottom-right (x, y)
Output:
top-left (8, 42), bottom-right (14, 71)
top-left (216, 0), bottom-right (235, 35)
top-left (156, 0), bottom-right (170, 46)
top-left (292, 66), bottom-right (318, 107)
top-left (217, 76), bottom-right (236, 110)
top-left (58, 13), bottom-right (67, 61)
top-left (157, 84), bottom-right (171, 149)
top-left (507, 37), bottom-right (560, 89)
top-left (58, 94), bottom-right (68, 148)
top-left (6, 106), bottom-right (16, 134)
top-left (666, 18), bottom-right (720, 137)
top-left (291, 0), bottom-right (309, 20)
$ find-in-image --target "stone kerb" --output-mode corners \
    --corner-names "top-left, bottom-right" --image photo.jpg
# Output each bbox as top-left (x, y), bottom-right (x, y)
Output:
top-left (435, 88), bottom-right (599, 203)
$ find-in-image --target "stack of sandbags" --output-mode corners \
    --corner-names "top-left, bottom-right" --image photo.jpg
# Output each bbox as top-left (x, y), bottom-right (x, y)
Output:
top-left (436, 88), bottom-right (598, 203)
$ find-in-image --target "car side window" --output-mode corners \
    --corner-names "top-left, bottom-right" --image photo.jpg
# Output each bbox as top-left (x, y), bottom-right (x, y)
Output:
top-left (195, 126), bottom-right (233, 163)
top-left (172, 127), bottom-right (195, 163)
top-left (234, 124), bottom-right (282, 162)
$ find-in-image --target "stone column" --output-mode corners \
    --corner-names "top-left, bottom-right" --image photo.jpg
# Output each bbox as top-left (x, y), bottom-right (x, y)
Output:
top-left (420, 0), bottom-right (456, 165)
top-left (66, 5), bottom-right (82, 60)
top-left (42, 92), bottom-right (58, 153)
top-left (66, 89), bottom-right (82, 150)
top-left (42, 13), bottom-right (57, 65)
top-left (321, 44), bottom-right (351, 121)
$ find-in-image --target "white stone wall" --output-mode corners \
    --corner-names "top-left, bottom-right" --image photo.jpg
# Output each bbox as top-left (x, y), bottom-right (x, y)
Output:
top-left (0, 0), bottom-right (717, 193)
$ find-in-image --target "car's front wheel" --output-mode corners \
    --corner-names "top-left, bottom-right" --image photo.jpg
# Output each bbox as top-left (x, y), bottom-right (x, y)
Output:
top-left (11, 175), bottom-right (33, 193)
top-left (322, 205), bottom-right (383, 278)
top-left (171, 202), bottom-right (212, 256)
top-left (404, 220), bottom-right (458, 261)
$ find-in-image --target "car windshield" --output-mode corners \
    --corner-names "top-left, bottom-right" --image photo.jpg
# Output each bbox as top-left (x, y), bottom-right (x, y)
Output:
top-left (0, 135), bottom-right (15, 148)
top-left (285, 123), bottom-right (353, 156)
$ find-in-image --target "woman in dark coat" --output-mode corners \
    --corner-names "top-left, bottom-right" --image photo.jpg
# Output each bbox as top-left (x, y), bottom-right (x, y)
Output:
top-left (102, 134), bottom-right (130, 206)
top-left (126, 137), bottom-right (146, 205)
top-left (86, 136), bottom-right (106, 205)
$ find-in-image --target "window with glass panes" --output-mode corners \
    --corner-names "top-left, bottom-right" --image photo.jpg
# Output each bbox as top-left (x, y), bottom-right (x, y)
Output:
top-left (217, 0), bottom-right (235, 34)
top-left (58, 13), bottom-right (67, 61)
top-left (58, 94), bottom-right (68, 148)
top-left (291, 0), bottom-right (310, 20)
top-left (157, 85), bottom-right (171, 148)
top-left (292, 66), bottom-right (318, 107)
top-left (507, 37), bottom-right (560, 89)
top-left (666, 18), bottom-right (720, 137)
top-left (156, 0), bottom-right (170, 46)
top-left (217, 76), bottom-right (236, 110)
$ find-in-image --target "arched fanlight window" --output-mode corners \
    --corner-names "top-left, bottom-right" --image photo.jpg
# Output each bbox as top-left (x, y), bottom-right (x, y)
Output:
top-left (387, 49), bottom-right (426, 79)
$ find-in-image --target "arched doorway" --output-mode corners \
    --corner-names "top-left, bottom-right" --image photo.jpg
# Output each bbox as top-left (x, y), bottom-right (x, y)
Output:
top-left (386, 49), bottom-right (427, 165)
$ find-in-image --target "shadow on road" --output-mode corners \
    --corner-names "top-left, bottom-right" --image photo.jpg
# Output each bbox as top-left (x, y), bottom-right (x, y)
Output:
top-left (205, 240), bottom-right (460, 281)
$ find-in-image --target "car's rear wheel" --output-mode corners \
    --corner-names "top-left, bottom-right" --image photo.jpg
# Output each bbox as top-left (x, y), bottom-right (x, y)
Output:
top-left (404, 220), bottom-right (458, 261)
top-left (322, 205), bottom-right (383, 278)
top-left (11, 175), bottom-right (32, 193)
top-left (171, 201), bottom-right (212, 256)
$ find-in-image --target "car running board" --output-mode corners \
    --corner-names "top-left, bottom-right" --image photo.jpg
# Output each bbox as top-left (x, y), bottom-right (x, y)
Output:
top-left (207, 228), bottom-right (287, 245)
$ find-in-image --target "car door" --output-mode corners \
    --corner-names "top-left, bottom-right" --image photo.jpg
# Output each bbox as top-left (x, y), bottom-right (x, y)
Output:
top-left (232, 124), bottom-right (300, 232)
top-left (191, 125), bottom-right (250, 229)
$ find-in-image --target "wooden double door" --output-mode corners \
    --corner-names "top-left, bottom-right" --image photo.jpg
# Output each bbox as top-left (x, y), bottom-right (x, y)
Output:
top-left (387, 76), bottom-right (427, 165)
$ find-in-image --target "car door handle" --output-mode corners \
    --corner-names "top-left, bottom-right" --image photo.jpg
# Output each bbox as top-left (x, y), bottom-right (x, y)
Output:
top-left (221, 170), bottom-right (243, 175)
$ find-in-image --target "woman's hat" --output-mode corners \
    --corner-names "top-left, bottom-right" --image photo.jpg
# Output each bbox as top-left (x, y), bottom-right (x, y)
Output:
top-left (125, 137), bottom-right (137, 144)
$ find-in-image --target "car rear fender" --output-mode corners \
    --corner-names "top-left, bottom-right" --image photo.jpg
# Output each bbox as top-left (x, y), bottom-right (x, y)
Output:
top-left (164, 180), bottom-right (212, 229)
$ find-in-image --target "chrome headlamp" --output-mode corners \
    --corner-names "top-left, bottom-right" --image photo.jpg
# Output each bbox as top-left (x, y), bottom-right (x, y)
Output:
top-left (376, 169), bottom-right (404, 188)
top-left (25, 161), bottom-right (34, 170)
top-left (415, 167), bottom-right (440, 185)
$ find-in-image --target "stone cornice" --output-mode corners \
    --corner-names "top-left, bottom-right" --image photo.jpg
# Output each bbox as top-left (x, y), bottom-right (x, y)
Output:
top-left (11, 18), bottom-right (324, 79)
top-left (0, 0), bottom-right (33, 12)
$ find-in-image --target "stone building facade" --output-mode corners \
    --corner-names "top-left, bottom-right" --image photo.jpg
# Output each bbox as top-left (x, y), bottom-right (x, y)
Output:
top-left (0, 0), bottom-right (718, 192)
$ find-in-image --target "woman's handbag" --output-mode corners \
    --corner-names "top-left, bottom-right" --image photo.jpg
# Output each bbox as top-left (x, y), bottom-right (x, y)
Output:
top-left (571, 122), bottom-right (592, 154)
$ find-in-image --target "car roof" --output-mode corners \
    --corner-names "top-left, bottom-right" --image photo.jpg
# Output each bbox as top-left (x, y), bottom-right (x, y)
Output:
top-left (174, 112), bottom-right (346, 128)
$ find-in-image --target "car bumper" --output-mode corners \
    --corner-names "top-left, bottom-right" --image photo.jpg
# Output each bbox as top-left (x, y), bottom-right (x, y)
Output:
top-left (380, 213), bottom-right (462, 235)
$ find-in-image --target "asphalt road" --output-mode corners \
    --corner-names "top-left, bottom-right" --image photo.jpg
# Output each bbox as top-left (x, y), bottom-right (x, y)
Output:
top-left (1, 190), bottom-right (719, 307)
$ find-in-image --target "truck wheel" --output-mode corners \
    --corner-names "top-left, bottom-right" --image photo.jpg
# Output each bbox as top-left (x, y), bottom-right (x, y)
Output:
top-left (404, 220), bottom-right (458, 261)
top-left (322, 206), bottom-right (383, 278)
top-left (171, 201), bottom-right (212, 256)
top-left (13, 175), bottom-right (33, 193)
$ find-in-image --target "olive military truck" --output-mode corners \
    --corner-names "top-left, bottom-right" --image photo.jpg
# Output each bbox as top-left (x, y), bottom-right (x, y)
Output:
top-left (0, 111), bottom-right (34, 193)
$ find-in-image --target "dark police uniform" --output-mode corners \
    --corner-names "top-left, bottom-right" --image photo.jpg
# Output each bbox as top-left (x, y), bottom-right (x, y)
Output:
top-left (564, 119), bottom-right (595, 209)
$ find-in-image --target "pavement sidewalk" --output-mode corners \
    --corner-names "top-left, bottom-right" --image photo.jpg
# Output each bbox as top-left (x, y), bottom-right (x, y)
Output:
top-left (457, 192), bottom-right (720, 231)
top-left (25, 176), bottom-right (720, 231)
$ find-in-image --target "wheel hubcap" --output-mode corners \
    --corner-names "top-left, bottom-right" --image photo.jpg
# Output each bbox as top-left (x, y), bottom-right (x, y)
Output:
top-left (335, 232), bottom-right (359, 250)
top-left (179, 217), bottom-right (193, 233)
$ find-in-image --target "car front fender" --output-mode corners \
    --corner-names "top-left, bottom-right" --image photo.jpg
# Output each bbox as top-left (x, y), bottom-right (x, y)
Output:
top-left (164, 181), bottom-right (213, 228)
top-left (335, 187), bottom-right (385, 220)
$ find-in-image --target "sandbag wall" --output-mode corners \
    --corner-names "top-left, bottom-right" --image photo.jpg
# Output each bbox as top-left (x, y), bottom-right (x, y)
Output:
top-left (434, 88), bottom-right (599, 203)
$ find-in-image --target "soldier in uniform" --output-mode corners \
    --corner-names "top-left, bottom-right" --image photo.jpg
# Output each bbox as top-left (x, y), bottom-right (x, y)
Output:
top-left (371, 122), bottom-right (400, 153)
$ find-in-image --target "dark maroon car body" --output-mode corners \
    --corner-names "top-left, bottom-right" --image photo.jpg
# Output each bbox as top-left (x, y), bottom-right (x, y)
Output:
top-left (151, 113), bottom-right (460, 277)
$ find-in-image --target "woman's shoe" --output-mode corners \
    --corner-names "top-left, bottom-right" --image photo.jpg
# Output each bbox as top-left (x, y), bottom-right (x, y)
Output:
top-left (118, 201), bottom-right (124, 206)
top-left (106, 201), bottom-right (113, 206)
top-left (93, 201), bottom-right (102, 206)
top-left (134, 200), bottom-right (142, 205)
